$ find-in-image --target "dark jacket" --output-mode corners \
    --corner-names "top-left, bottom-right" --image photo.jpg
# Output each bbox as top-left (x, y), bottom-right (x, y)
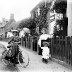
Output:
top-left (11, 43), bottom-right (19, 56)
top-left (7, 43), bottom-right (19, 56)
top-left (8, 36), bottom-right (20, 44)
top-left (7, 36), bottom-right (20, 56)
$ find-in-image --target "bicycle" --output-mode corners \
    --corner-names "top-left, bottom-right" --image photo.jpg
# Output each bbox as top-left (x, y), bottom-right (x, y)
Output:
top-left (1, 48), bottom-right (30, 68)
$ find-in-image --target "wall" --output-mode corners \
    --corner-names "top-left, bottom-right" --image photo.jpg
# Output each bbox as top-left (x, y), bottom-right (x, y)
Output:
top-left (67, 1), bottom-right (72, 36)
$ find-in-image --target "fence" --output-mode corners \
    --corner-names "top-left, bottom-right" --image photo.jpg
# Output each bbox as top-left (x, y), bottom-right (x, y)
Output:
top-left (51, 36), bottom-right (72, 66)
top-left (21, 36), bottom-right (39, 53)
top-left (1, 35), bottom-right (72, 66)
top-left (21, 36), bottom-right (72, 66)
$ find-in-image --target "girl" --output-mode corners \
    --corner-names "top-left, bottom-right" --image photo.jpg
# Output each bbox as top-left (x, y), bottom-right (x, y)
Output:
top-left (41, 42), bottom-right (50, 63)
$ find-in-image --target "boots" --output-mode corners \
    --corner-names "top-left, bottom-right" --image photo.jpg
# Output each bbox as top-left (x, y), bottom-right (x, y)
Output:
top-left (44, 59), bottom-right (48, 63)
top-left (42, 58), bottom-right (48, 63)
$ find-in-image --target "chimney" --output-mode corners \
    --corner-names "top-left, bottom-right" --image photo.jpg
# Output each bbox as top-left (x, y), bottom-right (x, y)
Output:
top-left (10, 13), bottom-right (14, 20)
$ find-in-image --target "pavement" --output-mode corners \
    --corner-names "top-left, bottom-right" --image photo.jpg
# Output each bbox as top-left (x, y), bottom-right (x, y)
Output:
top-left (0, 41), bottom-right (72, 72)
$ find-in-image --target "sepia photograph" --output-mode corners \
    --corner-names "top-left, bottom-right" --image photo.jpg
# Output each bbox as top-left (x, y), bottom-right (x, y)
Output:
top-left (0, 0), bottom-right (72, 72)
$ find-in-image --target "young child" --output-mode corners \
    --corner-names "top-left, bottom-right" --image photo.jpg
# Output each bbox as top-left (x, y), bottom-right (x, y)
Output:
top-left (41, 42), bottom-right (50, 63)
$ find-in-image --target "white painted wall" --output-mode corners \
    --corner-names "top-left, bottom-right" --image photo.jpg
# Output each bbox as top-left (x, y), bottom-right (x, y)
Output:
top-left (67, 1), bottom-right (72, 36)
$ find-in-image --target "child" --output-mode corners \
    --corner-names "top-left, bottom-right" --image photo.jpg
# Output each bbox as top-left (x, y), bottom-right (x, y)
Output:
top-left (41, 42), bottom-right (50, 63)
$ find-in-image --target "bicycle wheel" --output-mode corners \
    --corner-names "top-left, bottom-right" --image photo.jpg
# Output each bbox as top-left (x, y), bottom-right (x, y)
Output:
top-left (18, 51), bottom-right (30, 68)
top-left (2, 50), bottom-right (10, 65)
top-left (2, 58), bottom-right (11, 66)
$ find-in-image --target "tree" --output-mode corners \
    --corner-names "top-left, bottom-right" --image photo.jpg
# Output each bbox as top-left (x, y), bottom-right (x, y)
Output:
top-left (35, 2), bottom-right (51, 33)
top-left (18, 18), bottom-right (36, 35)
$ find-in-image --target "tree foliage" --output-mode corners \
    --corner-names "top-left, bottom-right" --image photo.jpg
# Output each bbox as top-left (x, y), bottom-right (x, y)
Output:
top-left (35, 2), bottom-right (51, 33)
top-left (53, 1), bottom-right (67, 14)
top-left (18, 18), bottom-right (36, 35)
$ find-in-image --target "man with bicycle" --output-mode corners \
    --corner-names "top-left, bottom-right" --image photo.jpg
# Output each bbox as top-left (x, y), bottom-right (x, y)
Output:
top-left (5, 35), bottom-right (23, 65)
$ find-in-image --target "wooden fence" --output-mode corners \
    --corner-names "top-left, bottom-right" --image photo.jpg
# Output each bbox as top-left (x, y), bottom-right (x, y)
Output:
top-left (51, 36), bottom-right (72, 66)
top-left (21, 36), bottom-right (72, 66)
top-left (21, 36), bottom-right (39, 53)
top-left (1, 36), bottom-right (72, 66)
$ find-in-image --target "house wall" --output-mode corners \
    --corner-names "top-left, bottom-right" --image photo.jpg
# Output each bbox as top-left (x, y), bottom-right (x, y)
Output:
top-left (67, 1), bottom-right (72, 36)
top-left (48, 0), bottom-right (67, 37)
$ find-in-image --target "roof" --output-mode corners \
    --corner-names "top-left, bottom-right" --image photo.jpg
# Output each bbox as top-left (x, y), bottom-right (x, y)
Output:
top-left (30, 0), bottom-right (52, 13)
top-left (0, 24), bottom-right (6, 28)
top-left (31, 0), bottom-right (66, 14)
top-left (4, 19), bottom-right (16, 32)
top-left (7, 21), bottom-right (21, 31)
top-left (18, 17), bottom-right (34, 29)
top-left (55, 0), bottom-right (67, 3)
top-left (0, 21), bottom-right (7, 28)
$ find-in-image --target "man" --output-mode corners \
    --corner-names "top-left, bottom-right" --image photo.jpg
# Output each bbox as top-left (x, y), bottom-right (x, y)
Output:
top-left (5, 36), bottom-right (23, 64)
top-left (6, 41), bottom-right (20, 64)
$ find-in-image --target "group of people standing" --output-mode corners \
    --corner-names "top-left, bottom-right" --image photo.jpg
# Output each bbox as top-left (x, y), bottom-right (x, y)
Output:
top-left (38, 28), bottom-right (52, 63)
top-left (38, 33), bottom-right (51, 63)
top-left (5, 27), bottom-right (52, 64)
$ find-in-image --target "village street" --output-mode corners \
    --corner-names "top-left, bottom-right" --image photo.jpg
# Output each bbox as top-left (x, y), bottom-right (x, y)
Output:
top-left (0, 41), bottom-right (71, 72)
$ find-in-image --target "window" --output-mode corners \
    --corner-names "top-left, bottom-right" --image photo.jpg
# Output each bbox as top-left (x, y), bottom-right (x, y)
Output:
top-left (55, 13), bottom-right (63, 20)
top-left (36, 8), bottom-right (40, 17)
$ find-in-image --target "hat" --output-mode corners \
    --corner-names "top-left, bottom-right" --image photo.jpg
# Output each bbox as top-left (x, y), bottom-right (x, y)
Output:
top-left (43, 42), bottom-right (50, 46)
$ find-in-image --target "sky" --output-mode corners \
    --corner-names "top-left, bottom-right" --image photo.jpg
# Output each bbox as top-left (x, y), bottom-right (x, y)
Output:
top-left (0, 0), bottom-right (71, 22)
top-left (0, 0), bottom-right (42, 21)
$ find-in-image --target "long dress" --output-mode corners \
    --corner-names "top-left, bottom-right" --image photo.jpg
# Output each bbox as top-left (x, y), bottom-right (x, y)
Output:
top-left (38, 34), bottom-right (51, 55)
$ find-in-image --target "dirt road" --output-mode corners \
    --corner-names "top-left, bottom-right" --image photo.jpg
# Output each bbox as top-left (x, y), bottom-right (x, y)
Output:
top-left (0, 41), bottom-right (72, 72)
